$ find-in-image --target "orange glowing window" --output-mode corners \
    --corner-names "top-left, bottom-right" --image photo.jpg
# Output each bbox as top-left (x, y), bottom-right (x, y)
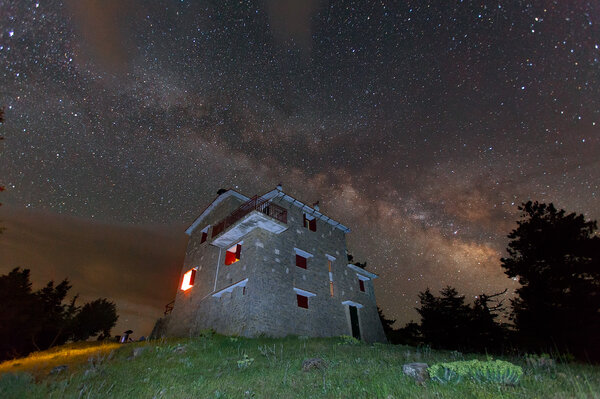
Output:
top-left (181, 268), bottom-right (196, 291)
top-left (225, 243), bottom-right (242, 265)
top-left (329, 281), bottom-right (334, 297)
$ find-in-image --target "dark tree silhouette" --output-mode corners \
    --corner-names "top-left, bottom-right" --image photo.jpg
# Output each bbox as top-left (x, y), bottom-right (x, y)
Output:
top-left (501, 201), bottom-right (600, 359)
top-left (377, 306), bottom-right (396, 341)
top-left (0, 268), bottom-right (119, 361)
top-left (468, 289), bottom-right (509, 352)
top-left (72, 299), bottom-right (118, 341)
top-left (0, 268), bottom-right (37, 359)
top-left (413, 286), bottom-right (508, 352)
top-left (417, 286), bottom-right (472, 350)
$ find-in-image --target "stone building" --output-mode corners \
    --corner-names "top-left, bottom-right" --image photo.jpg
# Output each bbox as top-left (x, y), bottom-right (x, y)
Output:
top-left (161, 185), bottom-right (386, 342)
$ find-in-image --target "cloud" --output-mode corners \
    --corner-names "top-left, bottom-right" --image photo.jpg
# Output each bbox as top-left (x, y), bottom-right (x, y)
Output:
top-left (0, 208), bottom-right (187, 336)
top-left (66, 0), bottom-right (139, 74)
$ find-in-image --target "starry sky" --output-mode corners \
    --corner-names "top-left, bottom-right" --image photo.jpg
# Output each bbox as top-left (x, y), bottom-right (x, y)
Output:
top-left (1, 0), bottom-right (599, 337)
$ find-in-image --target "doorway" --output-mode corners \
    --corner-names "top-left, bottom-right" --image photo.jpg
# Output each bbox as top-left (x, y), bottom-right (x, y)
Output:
top-left (349, 305), bottom-right (361, 340)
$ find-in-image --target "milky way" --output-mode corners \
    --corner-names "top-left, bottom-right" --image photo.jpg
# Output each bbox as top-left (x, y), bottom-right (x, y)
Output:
top-left (1, 1), bottom-right (599, 334)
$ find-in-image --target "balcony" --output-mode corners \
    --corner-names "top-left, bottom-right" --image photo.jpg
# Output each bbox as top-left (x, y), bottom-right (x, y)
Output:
top-left (211, 195), bottom-right (288, 248)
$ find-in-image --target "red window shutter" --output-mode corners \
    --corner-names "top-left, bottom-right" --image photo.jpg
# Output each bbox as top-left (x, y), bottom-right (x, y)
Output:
top-left (225, 250), bottom-right (235, 265)
top-left (235, 244), bottom-right (242, 260)
top-left (200, 232), bottom-right (207, 243)
top-left (189, 269), bottom-right (196, 286)
top-left (297, 294), bottom-right (308, 308)
top-left (303, 214), bottom-right (307, 228)
top-left (309, 218), bottom-right (317, 231)
top-left (296, 255), bottom-right (307, 269)
top-left (359, 279), bottom-right (365, 292)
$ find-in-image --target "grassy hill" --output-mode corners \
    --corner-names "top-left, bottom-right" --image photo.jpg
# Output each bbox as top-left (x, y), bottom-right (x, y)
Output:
top-left (1, 333), bottom-right (599, 398)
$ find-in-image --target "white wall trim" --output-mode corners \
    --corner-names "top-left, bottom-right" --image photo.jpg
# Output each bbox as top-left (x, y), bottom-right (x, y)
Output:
top-left (293, 247), bottom-right (314, 258)
top-left (325, 253), bottom-right (336, 261)
top-left (356, 274), bottom-right (370, 281)
top-left (212, 278), bottom-right (249, 298)
top-left (347, 264), bottom-right (378, 279)
top-left (293, 287), bottom-right (316, 297)
top-left (342, 300), bottom-right (364, 308)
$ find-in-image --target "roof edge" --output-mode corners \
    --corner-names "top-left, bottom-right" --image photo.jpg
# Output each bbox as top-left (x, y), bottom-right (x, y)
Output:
top-left (347, 264), bottom-right (378, 279)
top-left (185, 190), bottom-right (250, 236)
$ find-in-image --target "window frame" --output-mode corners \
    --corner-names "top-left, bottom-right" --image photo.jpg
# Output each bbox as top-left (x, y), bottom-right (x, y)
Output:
top-left (181, 268), bottom-right (197, 291)
top-left (225, 242), bottom-right (242, 265)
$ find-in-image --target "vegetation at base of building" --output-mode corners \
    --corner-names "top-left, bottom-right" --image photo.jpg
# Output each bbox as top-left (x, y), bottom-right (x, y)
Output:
top-left (0, 268), bottom-right (119, 362)
top-left (381, 201), bottom-right (600, 362)
top-left (428, 359), bottom-right (523, 385)
top-left (1, 334), bottom-right (599, 399)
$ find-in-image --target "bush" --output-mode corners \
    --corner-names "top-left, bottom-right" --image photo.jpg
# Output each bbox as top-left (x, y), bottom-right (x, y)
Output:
top-left (429, 359), bottom-right (523, 385)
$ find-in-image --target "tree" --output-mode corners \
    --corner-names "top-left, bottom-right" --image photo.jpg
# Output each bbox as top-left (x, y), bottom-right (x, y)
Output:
top-left (417, 286), bottom-right (472, 350)
top-left (0, 268), bottom-right (119, 361)
top-left (377, 306), bottom-right (396, 341)
top-left (501, 201), bottom-right (600, 359)
top-left (0, 268), bottom-right (37, 359)
top-left (72, 298), bottom-right (118, 341)
top-left (413, 286), bottom-right (508, 352)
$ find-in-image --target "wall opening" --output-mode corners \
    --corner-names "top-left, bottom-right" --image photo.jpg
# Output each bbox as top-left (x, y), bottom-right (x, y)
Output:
top-left (181, 268), bottom-right (196, 291)
top-left (225, 243), bottom-right (242, 265)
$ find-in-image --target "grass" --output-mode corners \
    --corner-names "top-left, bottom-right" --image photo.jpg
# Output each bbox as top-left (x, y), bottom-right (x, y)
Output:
top-left (0, 333), bottom-right (598, 398)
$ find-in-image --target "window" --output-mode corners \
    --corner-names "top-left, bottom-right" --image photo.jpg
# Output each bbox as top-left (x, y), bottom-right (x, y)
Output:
top-left (293, 248), bottom-right (313, 269)
top-left (326, 254), bottom-right (336, 297)
top-left (297, 294), bottom-right (308, 308)
top-left (181, 268), bottom-right (196, 291)
top-left (200, 226), bottom-right (210, 244)
top-left (359, 279), bottom-right (365, 292)
top-left (293, 287), bottom-right (316, 309)
top-left (303, 213), bottom-right (317, 232)
top-left (225, 243), bottom-right (242, 265)
top-left (296, 254), bottom-right (307, 269)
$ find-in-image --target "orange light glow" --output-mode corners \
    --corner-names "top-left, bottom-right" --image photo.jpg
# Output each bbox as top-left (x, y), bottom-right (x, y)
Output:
top-left (225, 244), bottom-right (241, 265)
top-left (181, 268), bottom-right (196, 291)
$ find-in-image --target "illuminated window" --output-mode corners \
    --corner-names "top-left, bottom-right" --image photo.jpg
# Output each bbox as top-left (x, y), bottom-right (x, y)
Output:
top-left (297, 294), bottom-right (308, 308)
top-left (181, 268), bottom-right (196, 291)
top-left (225, 243), bottom-right (242, 265)
top-left (329, 281), bottom-right (334, 296)
top-left (303, 213), bottom-right (317, 232)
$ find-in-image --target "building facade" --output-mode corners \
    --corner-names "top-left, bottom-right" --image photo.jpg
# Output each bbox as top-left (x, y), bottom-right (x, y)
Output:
top-left (162, 186), bottom-right (386, 342)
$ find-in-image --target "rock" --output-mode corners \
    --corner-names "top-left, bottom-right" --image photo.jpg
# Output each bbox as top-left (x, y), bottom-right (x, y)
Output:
top-left (302, 358), bottom-right (326, 372)
top-left (129, 347), bottom-right (148, 359)
top-left (172, 345), bottom-right (187, 354)
top-left (49, 365), bottom-right (68, 375)
top-left (402, 362), bottom-right (429, 384)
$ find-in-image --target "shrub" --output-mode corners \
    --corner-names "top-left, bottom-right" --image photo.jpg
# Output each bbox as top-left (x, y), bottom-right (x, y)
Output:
top-left (337, 335), bottom-right (360, 345)
top-left (429, 359), bottom-right (523, 385)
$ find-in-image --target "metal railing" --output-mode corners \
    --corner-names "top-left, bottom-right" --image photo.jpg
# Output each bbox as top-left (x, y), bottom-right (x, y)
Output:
top-left (164, 300), bottom-right (174, 315)
top-left (212, 195), bottom-right (287, 238)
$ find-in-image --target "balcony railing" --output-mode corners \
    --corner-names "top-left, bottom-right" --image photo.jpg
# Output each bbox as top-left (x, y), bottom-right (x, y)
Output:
top-left (212, 195), bottom-right (287, 238)
top-left (164, 300), bottom-right (174, 316)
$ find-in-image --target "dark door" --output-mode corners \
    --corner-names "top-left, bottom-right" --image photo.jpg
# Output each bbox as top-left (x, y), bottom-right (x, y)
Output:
top-left (349, 306), bottom-right (361, 340)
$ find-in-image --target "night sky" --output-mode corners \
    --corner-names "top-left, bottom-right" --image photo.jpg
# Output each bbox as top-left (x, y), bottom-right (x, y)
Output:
top-left (1, 1), bottom-right (599, 336)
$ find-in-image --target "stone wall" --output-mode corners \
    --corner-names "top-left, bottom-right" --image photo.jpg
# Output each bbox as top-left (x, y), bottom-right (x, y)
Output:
top-left (166, 192), bottom-right (386, 343)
